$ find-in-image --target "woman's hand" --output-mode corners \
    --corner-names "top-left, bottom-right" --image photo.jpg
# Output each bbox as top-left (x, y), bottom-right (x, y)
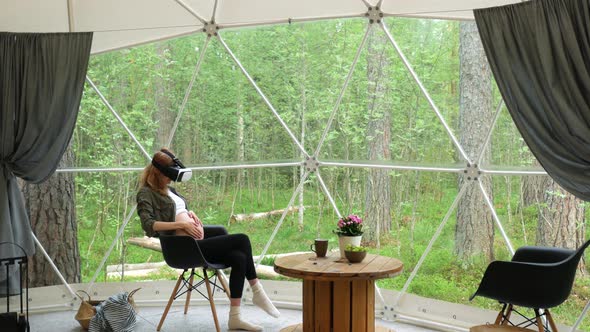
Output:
top-left (187, 211), bottom-right (204, 240)
top-left (188, 210), bottom-right (202, 225)
top-left (178, 220), bottom-right (200, 239)
top-left (194, 222), bottom-right (204, 240)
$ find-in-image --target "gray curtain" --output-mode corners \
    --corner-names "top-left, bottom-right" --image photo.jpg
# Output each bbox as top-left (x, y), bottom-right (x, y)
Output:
top-left (474, 0), bottom-right (590, 200)
top-left (0, 32), bottom-right (92, 294)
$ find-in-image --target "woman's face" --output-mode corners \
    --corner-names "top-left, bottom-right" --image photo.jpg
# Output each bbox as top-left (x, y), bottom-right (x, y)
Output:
top-left (156, 168), bottom-right (172, 184)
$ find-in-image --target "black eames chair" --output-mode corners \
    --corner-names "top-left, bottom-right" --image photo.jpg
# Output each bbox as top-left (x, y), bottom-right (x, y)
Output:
top-left (157, 226), bottom-right (231, 332)
top-left (470, 239), bottom-right (590, 332)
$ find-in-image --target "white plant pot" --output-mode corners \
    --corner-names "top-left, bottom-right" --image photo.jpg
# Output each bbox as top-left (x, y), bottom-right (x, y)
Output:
top-left (338, 235), bottom-right (362, 258)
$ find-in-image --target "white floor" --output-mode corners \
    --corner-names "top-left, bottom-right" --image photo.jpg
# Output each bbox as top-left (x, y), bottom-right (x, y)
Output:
top-left (29, 304), bottom-right (437, 332)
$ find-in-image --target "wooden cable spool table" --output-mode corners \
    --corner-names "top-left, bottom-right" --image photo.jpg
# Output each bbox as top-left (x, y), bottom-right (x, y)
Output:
top-left (274, 252), bottom-right (403, 332)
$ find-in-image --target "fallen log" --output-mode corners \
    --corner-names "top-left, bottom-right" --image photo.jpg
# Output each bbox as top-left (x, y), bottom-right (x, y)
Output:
top-left (256, 264), bottom-right (279, 278)
top-left (107, 261), bottom-right (167, 273)
top-left (127, 237), bottom-right (162, 252)
top-left (107, 268), bottom-right (170, 279)
top-left (126, 236), bottom-right (320, 262)
top-left (253, 251), bottom-right (308, 262)
top-left (230, 206), bottom-right (303, 223)
top-left (127, 237), bottom-right (312, 259)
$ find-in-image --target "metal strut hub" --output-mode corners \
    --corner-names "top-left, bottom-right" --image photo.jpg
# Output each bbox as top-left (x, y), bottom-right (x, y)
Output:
top-left (303, 156), bottom-right (320, 172)
top-left (463, 163), bottom-right (481, 181)
top-left (202, 21), bottom-right (219, 37)
top-left (365, 6), bottom-right (384, 24)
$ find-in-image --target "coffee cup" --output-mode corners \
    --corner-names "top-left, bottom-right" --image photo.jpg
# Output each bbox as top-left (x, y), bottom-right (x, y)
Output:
top-left (310, 239), bottom-right (328, 258)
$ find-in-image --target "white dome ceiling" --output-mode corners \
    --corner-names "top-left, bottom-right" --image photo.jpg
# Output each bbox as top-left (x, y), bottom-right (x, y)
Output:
top-left (0, 0), bottom-right (523, 54)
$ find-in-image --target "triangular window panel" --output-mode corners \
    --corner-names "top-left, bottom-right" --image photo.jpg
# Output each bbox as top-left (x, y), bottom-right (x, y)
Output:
top-left (319, 18), bottom-right (462, 168)
top-left (75, 172), bottom-right (150, 281)
top-left (85, 34), bottom-right (220, 160)
top-left (74, 83), bottom-right (150, 168)
top-left (169, 34), bottom-right (302, 165)
top-left (489, 106), bottom-right (540, 171)
top-left (221, 20), bottom-right (367, 156)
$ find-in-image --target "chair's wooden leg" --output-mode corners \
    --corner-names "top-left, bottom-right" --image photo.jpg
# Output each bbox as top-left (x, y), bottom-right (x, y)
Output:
top-left (495, 303), bottom-right (507, 325)
top-left (157, 273), bottom-right (184, 331)
top-left (204, 268), bottom-right (221, 332)
top-left (184, 268), bottom-right (195, 314)
top-left (535, 309), bottom-right (545, 332)
top-left (546, 310), bottom-right (558, 332)
top-left (216, 270), bottom-right (231, 299)
top-left (502, 304), bottom-right (514, 325)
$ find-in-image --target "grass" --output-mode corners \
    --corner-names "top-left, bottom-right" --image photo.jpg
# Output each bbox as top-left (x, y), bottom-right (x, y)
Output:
top-left (77, 181), bottom-right (590, 331)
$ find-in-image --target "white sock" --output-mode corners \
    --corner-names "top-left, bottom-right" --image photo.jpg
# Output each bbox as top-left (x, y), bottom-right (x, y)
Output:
top-left (228, 306), bottom-right (263, 331)
top-left (251, 282), bottom-right (281, 318)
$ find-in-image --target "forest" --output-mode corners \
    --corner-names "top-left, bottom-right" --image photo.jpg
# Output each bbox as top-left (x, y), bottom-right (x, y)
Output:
top-left (20, 16), bottom-right (590, 329)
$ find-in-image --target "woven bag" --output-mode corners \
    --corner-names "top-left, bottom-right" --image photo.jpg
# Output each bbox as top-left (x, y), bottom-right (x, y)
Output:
top-left (75, 290), bottom-right (102, 330)
top-left (127, 288), bottom-right (140, 310)
top-left (74, 289), bottom-right (140, 330)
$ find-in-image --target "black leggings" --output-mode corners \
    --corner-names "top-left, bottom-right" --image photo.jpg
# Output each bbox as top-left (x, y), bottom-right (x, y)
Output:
top-left (198, 233), bottom-right (257, 298)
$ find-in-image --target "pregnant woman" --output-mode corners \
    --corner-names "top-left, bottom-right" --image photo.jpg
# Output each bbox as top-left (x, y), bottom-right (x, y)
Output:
top-left (136, 148), bottom-right (280, 331)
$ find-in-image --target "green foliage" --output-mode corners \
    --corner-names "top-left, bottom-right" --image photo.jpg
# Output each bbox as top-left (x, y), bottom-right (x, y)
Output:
top-left (259, 255), bottom-right (276, 266)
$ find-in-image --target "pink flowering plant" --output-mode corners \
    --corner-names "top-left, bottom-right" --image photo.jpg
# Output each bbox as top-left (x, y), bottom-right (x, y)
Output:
top-left (334, 214), bottom-right (363, 236)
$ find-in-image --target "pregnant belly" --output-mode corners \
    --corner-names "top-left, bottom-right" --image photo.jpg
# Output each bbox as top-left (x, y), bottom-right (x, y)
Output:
top-left (175, 212), bottom-right (203, 240)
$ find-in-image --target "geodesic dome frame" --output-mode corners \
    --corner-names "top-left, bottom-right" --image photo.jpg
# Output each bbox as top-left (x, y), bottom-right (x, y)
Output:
top-left (4, 0), bottom-right (590, 330)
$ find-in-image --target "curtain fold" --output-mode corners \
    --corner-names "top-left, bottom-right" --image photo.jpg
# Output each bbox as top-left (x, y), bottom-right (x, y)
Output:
top-left (0, 32), bottom-right (92, 294)
top-left (474, 0), bottom-right (590, 200)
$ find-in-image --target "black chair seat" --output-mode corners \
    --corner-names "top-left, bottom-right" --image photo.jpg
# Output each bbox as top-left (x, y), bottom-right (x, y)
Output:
top-left (159, 234), bottom-right (229, 271)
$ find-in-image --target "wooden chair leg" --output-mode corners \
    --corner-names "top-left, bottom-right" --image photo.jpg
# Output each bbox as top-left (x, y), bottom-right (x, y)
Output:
top-left (204, 268), bottom-right (221, 332)
top-left (217, 270), bottom-right (231, 299)
top-left (184, 268), bottom-right (195, 314)
top-left (546, 310), bottom-right (559, 332)
top-left (535, 309), bottom-right (545, 332)
top-left (495, 303), bottom-right (507, 325)
top-left (502, 304), bottom-right (514, 325)
top-left (157, 272), bottom-right (184, 331)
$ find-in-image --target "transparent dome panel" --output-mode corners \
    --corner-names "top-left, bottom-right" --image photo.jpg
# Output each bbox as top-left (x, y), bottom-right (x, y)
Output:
top-left (382, 17), bottom-right (461, 119)
top-left (312, 19), bottom-right (462, 166)
top-left (74, 87), bottom-right (152, 168)
top-left (75, 172), bottom-right (153, 282)
top-left (359, 172), bottom-right (515, 309)
top-left (489, 106), bottom-right (540, 170)
top-left (220, 19), bottom-right (367, 154)
top-left (490, 174), bottom-right (533, 250)
top-left (169, 39), bottom-right (298, 165)
top-left (85, 40), bottom-right (192, 156)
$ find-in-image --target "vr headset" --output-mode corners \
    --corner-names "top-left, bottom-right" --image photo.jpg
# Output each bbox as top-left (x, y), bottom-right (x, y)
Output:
top-left (151, 150), bottom-right (193, 182)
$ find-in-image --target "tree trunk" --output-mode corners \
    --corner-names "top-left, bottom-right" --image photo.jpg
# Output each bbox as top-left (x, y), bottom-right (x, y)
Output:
top-left (537, 180), bottom-right (586, 272)
top-left (237, 82), bottom-right (245, 182)
top-left (364, 27), bottom-right (392, 246)
top-left (22, 144), bottom-right (80, 287)
top-left (454, 22), bottom-right (495, 262)
top-left (522, 159), bottom-right (549, 207)
top-left (298, 34), bottom-right (307, 231)
top-left (230, 206), bottom-right (301, 223)
top-left (229, 82), bottom-right (246, 223)
top-left (154, 42), bottom-right (173, 148)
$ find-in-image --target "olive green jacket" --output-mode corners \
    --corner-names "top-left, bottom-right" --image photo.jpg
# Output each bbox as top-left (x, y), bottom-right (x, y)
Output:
top-left (136, 186), bottom-right (188, 237)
